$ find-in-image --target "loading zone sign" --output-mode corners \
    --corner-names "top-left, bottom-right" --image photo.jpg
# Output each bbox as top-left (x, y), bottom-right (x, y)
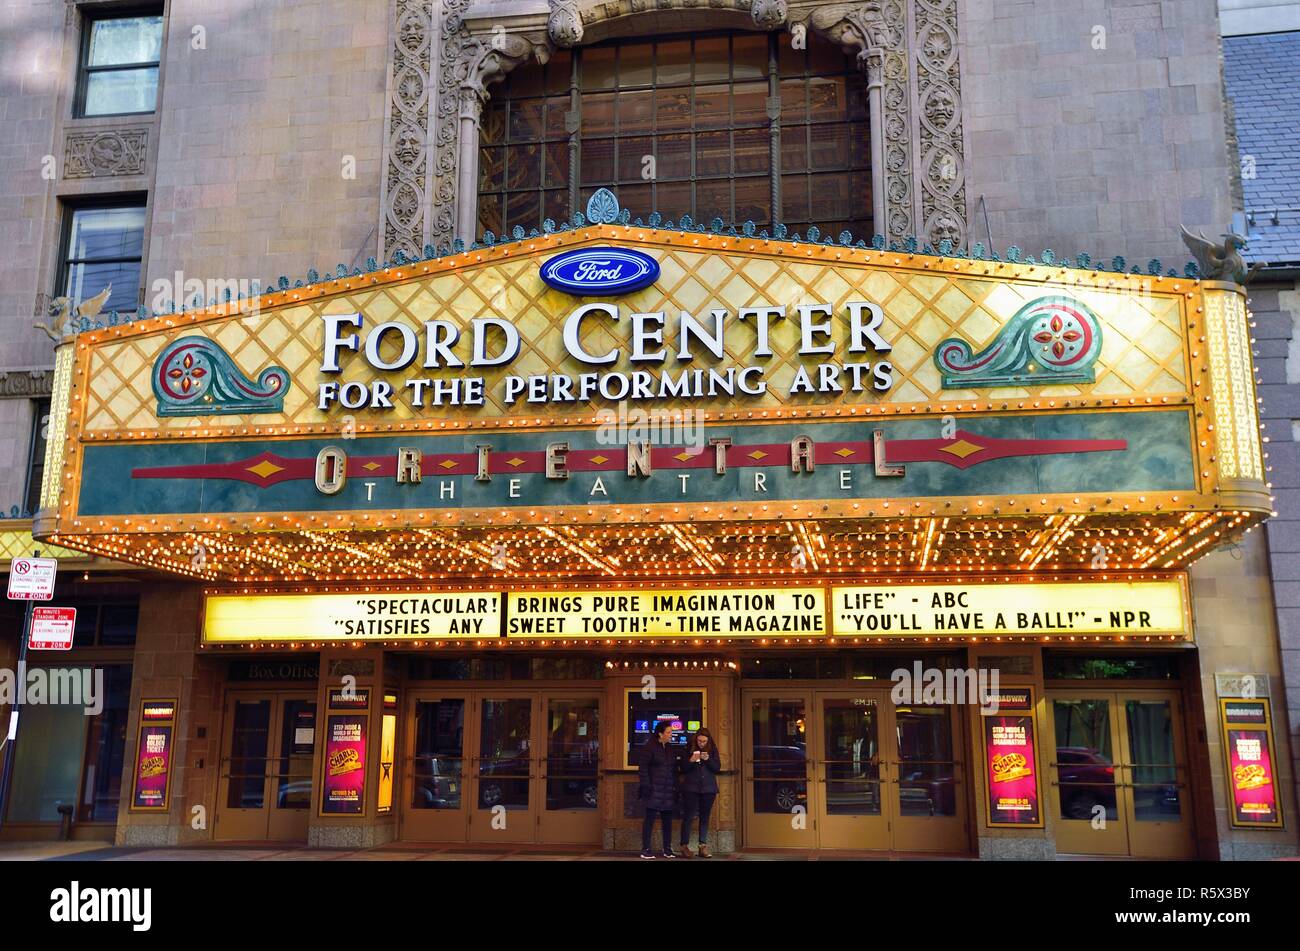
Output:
top-left (7, 557), bottom-right (57, 601)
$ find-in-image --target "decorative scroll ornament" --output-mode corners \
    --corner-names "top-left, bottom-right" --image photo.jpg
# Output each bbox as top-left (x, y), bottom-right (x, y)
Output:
top-left (153, 337), bottom-right (289, 416)
top-left (935, 296), bottom-right (1103, 388)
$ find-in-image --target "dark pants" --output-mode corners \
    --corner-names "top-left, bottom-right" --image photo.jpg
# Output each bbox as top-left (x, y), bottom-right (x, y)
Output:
top-left (641, 808), bottom-right (673, 853)
top-left (679, 791), bottom-right (716, 846)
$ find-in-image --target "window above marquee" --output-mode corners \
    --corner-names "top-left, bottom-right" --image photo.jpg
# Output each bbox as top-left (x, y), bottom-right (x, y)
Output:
top-left (477, 31), bottom-right (872, 241)
top-left (75, 11), bottom-right (164, 118)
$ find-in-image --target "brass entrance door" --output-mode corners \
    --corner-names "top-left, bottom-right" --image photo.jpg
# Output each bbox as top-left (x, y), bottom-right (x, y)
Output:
top-left (216, 692), bottom-right (316, 841)
top-left (472, 694), bottom-right (537, 843)
top-left (743, 694), bottom-right (813, 848)
top-left (816, 694), bottom-right (890, 849)
top-left (401, 691), bottom-right (601, 846)
top-left (743, 689), bottom-right (968, 852)
top-left (816, 691), bottom-right (967, 852)
top-left (1048, 690), bottom-right (1194, 858)
top-left (401, 694), bottom-right (469, 842)
top-left (537, 695), bottom-right (601, 845)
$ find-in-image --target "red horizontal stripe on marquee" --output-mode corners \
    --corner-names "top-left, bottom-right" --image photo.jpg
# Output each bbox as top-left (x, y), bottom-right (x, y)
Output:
top-left (129, 431), bottom-right (1126, 486)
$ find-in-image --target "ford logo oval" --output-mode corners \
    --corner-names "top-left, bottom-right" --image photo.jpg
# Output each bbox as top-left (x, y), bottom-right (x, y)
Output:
top-left (539, 247), bottom-right (659, 296)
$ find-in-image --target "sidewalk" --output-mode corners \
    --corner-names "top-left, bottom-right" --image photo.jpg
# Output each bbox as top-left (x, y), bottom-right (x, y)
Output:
top-left (1, 841), bottom-right (967, 861)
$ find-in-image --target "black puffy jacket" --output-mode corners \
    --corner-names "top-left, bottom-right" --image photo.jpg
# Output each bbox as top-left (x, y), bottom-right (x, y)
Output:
top-left (679, 746), bottom-right (722, 794)
top-left (638, 737), bottom-right (679, 810)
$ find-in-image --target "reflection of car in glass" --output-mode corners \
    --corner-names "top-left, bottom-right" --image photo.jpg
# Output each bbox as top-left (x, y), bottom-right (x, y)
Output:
top-left (1056, 746), bottom-right (1118, 819)
top-left (477, 751), bottom-right (598, 809)
top-left (753, 745), bottom-right (809, 812)
top-left (412, 758), bottom-right (461, 809)
top-left (276, 780), bottom-right (313, 809)
top-left (896, 766), bottom-right (957, 816)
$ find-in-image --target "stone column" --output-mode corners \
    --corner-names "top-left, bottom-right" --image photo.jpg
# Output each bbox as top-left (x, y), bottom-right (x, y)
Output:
top-left (807, 3), bottom-right (914, 244)
top-left (864, 48), bottom-right (887, 235)
top-left (451, 33), bottom-right (542, 245)
top-left (455, 85), bottom-right (486, 244)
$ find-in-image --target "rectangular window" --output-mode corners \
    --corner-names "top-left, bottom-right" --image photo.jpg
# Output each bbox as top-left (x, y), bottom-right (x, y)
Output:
top-left (77, 13), bottom-right (164, 117)
top-left (22, 397), bottom-right (51, 516)
top-left (65, 598), bottom-right (140, 648)
top-left (625, 688), bottom-right (705, 767)
top-left (59, 201), bottom-right (147, 317)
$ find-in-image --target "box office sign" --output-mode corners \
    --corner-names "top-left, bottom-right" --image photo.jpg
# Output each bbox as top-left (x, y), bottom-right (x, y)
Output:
top-left (980, 688), bottom-right (1043, 828)
top-left (203, 592), bottom-right (501, 643)
top-left (506, 587), bottom-right (825, 638)
top-left (831, 579), bottom-right (1189, 639)
top-left (130, 698), bottom-right (177, 812)
top-left (1219, 699), bottom-right (1284, 829)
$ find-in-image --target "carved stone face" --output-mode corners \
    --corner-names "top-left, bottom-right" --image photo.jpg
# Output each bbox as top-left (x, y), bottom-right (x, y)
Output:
top-left (926, 86), bottom-right (955, 126)
top-left (931, 215), bottom-right (962, 247)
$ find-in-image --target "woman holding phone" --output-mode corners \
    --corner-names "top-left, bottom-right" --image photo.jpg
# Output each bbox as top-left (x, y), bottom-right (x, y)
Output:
top-left (678, 727), bottom-right (721, 858)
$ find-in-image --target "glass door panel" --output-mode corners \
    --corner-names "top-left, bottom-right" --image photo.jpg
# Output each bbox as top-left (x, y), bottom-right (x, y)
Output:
top-left (895, 706), bottom-right (958, 817)
top-left (474, 697), bottom-right (535, 842)
top-left (217, 698), bottom-right (272, 840)
top-left (226, 700), bottom-right (270, 810)
top-left (1124, 699), bottom-right (1181, 821)
top-left (1118, 694), bottom-right (1194, 858)
top-left (402, 696), bottom-right (468, 842)
top-left (811, 693), bottom-right (891, 851)
top-left (1048, 694), bottom-right (1127, 855)
top-left (821, 697), bottom-right (882, 816)
top-left (891, 703), bottom-right (967, 852)
top-left (744, 694), bottom-right (812, 848)
top-left (274, 700), bottom-right (315, 810)
top-left (815, 694), bottom-right (891, 850)
top-left (543, 699), bottom-right (599, 811)
top-left (538, 696), bottom-right (602, 845)
top-left (267, 698), bottom-right (315, 841)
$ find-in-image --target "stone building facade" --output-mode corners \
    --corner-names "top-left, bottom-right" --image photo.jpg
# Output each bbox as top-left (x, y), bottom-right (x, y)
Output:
top-left (0, 0), bottom-right (1294, 859)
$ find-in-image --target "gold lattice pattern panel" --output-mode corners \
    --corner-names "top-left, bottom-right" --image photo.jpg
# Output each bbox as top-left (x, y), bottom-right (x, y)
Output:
top-left (0, 522), bottom-right (88, 564)
top-left (77, 229), bottom-right (1194, 437)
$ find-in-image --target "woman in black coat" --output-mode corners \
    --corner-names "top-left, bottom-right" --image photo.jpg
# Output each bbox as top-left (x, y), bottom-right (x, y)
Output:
top-left (678, 727), bottom-right (722, 857)
top-left (638, 721), bottom-right (679, 858)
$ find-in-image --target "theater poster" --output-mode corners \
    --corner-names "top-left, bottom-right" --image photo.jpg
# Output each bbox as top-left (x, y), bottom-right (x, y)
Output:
top-left (130, 699), bottom-right (177, 812)
top-left (320, 713), bottom-right (368, 816)
top-left (1220, 698), bottom-right (1284, 829)
top-left (981, 688), bottom-right (1043, 828)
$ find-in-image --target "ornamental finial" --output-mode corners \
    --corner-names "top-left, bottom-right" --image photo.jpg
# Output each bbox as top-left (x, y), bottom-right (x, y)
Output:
top-left (585, 188), bottom-right (620, 225)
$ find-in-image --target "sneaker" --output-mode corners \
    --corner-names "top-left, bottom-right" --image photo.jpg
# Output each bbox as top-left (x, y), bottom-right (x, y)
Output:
top-left (660, 851), bottom-right (677, 859)
top-left (639, 850), bottom-right (657, 859)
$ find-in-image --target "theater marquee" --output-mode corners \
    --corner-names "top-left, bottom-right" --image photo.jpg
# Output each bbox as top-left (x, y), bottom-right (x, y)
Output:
top-left (35, 210), bottom-right (1269, 586)
top-left (200, 578), bottom-right (1189, 645)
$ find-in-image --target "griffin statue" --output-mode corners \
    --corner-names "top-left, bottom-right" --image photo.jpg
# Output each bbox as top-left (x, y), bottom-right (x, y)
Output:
top-left (34, 284), bottom-right (112, 341)
top-left (1180, 227), bottom-right (1262, 284)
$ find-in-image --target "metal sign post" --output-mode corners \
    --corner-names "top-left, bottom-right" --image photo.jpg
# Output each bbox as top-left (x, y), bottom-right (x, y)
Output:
top-left (0, 550), bottom-right (50, 835)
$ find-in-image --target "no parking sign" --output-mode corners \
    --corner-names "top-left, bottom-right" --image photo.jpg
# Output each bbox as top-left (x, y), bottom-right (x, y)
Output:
top-left (6, 556), bottom-right (57, 601)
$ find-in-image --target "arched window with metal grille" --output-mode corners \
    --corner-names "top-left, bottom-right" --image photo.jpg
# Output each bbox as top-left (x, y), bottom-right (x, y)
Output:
top-left (477, 31), bottom-right (873, 240)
